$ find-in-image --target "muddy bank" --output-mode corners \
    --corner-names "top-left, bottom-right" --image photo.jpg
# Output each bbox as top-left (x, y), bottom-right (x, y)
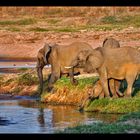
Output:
top-left (0, 70), bottom-right (140, 114)
top-left (0, 69), bottom-right (97, 107)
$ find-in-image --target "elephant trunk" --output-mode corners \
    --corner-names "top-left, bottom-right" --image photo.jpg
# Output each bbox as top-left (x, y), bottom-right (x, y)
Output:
top-left (37, 66), bottom-right (43, 94)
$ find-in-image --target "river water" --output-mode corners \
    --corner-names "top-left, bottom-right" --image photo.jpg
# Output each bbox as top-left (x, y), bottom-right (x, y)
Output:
top-left (0, 96), bottom-right (122, 134)
top-left (0, 60), bottom-right (122, 133)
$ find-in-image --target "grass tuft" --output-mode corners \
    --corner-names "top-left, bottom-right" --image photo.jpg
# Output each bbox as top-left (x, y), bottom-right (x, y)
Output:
top-left (17, 73), bottom-right (38, 86)
top-left (60, 111), bottom-right (140, 134)
top-left (0, 18), bottom-right (36, 25)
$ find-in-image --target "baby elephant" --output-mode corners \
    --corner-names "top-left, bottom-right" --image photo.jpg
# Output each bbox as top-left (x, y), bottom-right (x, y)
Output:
top-left (88, 79), bottom-right (123, 99)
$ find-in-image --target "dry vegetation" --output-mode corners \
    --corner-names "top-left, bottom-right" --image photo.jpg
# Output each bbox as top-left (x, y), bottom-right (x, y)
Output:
top-left (0, 7), bottom-right (139, 18)
top-left (0, 7), bottom-right (140, 59)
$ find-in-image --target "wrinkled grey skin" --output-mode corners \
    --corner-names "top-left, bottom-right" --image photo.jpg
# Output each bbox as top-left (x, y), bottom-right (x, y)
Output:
top-left (75, 47), bottom-right (140, 98)
top-left (36, 42), bottom-right (93, 94)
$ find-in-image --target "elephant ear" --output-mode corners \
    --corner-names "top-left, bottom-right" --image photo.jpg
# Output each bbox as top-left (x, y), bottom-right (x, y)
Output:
top-left (86, 50), bottom-right (103, 70)
top-left (78, 50), bottom-right (91, 62)
top-left (43, 42), bottom-right (58, 64)
top-left (43, 43), bottom-right (52, 64)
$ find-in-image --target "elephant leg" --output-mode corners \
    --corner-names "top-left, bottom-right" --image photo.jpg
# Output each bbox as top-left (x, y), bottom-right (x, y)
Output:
top-left (125, 73), bottom-right (137, 97)
top-left (93, 80), bottom-right (104, 98)
top-left (98, 91), bottom-right (105, 99)
top-left (115, 80), bottom-right (124, 97)
top-left (109, 79), bottom-right (123, 98)
top-left (47, 71), bottom-right (61, 92)
top-left (69, 67), bottom-right (78, 85)
top-left (109, 79), bottom-right (118, 98)
top-left (99, 68), bottom-right (110, 98)
top-left (36, 66), bottom-right (44, 95)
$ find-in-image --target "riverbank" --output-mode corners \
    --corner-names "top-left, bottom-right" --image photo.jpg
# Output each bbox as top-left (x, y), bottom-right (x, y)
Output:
top-left (0, 69), bottom-right (140, 113)
top-left (59, 111), bottom-right (140, 133)
top-left (0, 69), bottom-right (140, 133)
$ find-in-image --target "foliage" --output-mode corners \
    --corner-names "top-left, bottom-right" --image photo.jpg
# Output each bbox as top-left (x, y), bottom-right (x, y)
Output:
top-left (118, 112), bottom-right (140, 122)
top-left (59, 111), bottom-right (140, 134)
top-left (84, 96), bottom-right (140, 114)
top-left (60, 122), bottom-right (140, 134)
top-left (54, 76), bottom-right (98, 90)
top-left (0, 75), bottom-right (4, 85)
top-left (101, 15), bottom-right (140, 28)
top-left (29, 27), bottom-right (50, 32)
top-left (7, 27), bottom-right (21, 32)
top-left (17, 73), bottom-right (38, 86)
top-left (3, 78), bottom-right (15, 86)
top-left (101, 16), bottom-right (118, 24)
top-left (12, 87), bottom-right (22, 94)
top-left (0, 18), bottom-right (36, 25)
top-left (46, 19), bottom-right (61, 24)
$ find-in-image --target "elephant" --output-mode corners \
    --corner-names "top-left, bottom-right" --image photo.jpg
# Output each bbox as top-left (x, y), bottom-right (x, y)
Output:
top-left (87, 79), bottom-right (123, 99)
top-left (93, 37), bottom-right (124, 98)
top-left (71, 46), bottom-right (140, 98)
top-left (71, 37), bottom-right (123, 98)
top-left (102, 37), bottom-right (120, 48)
top-left (36, 42), bottom-right (93, 94)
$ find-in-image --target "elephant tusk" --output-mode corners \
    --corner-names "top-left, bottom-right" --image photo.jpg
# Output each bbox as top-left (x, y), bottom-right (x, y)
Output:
top-left (64, 66), bottom-right (73, 69)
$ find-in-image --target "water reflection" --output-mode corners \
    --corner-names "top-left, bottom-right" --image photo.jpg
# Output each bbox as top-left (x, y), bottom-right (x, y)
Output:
top-left (37, 108), bottom-right (45, 127)
top-left (18, 99), bottom-right (122, 128)
top-left (0, 98), bottom-right (123, 133)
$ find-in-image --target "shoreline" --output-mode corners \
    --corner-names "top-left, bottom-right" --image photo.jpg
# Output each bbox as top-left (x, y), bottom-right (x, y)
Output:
top-left (0, 57), bottom-right (37, 62)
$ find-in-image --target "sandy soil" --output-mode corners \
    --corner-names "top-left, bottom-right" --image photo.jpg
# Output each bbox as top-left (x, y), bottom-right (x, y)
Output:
top-left (0, 28), bottom-right (140, 60)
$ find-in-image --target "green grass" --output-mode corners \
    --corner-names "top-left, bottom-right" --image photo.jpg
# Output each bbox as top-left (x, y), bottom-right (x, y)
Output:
top-left (54, 76), bottom-right (98, 90)
top-left (101, 16), bottom-right (118, 24)
top-left (11, 87), bottom-right (22, 94)
top-left (6, 27), bottom-right (21, 32)
top-left (60, 122), bottom-right (140, 134)
top-left (118, 111), bottom-right (140, 122)
top-left (0, 75), bottom-right (4, 85)
top-left (17, 73), bottom-right (38, 86)
top-left (46, 19), bottom-right (61, 24)
top-left (84, 97), bottom-right (140, 114)
top-left (1, 15), bottom-right (140, 33)
top-left (41, 76), bottom-right (99, 100)
top-left (29, 27), bottom-right (50, 32)
top-left (0, 18), bottom-right (37, 26)
top-left (100, 15), bottom-right (140, 28)
top-left (3, 78), bottom-right (15, 86)
top-left (59, 111), bottom-right (140, 134)
top-left (54, 27), bottom-right (79, 32)
top-left (29, 26), bottom-right (79, 32)
top-left (83, 77), bottom-right (140, 114)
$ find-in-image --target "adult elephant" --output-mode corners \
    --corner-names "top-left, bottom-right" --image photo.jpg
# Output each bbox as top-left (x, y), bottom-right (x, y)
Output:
top-left (102, 37), bottom-right (120, 48)
top-left (36, 42), bottom-right (93, 94)
top-left (98, 37), bottom-right (123, 98)
top-left (71, 46), bottom-right (140, 98)
top-left (71, 37), bottom-right (123, 98)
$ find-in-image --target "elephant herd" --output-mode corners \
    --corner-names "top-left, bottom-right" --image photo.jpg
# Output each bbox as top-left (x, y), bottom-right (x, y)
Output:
top-left (36, 38), bottom-right (140, 99)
